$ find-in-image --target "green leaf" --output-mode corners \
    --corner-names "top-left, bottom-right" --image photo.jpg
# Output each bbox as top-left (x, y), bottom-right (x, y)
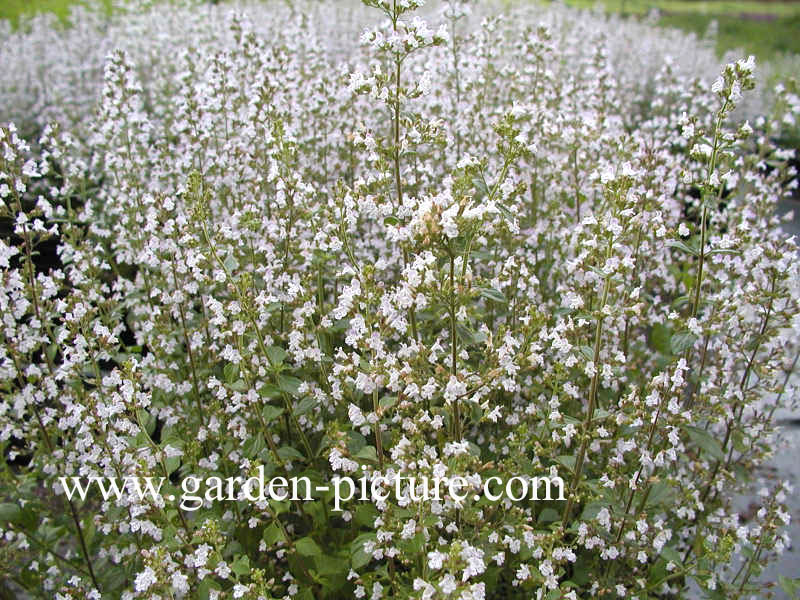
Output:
top-left (355, 504), bottom-right (378, 527)
top-left (554, 455), bottom-right (576, 472)
top-left (684, 425), bottom-right (725, 461)
top-left (315, 553), bottom-right (350, 578)
top-left (467, 441), bottom-right (482, 458)
top-left (469, 249), bottom-right (493, 261)
top-left (496, 203), bottom-right (514, 221)
top-left (230, 379), bottom-right (247, 392)
top-left (456, 323), bottom-right (478, 345)
top-left (224, 363), bottom-right (239, 384)
top-left (578, 345), bottom-right (594, 361)
top-left (671, 295), bottom-right (691, 310)
top-left (266, 346), bottom-right (287, 367)
top-left (580, 502), bottom-right (608, 520)
top-left (346, 431), bottom-right (367, 455)
top-left (198, 579), bottom-right (222, 600)
top-left (383, 216), bottom-right (400, 226)
top-left (295, 536), bottom-right (322, 557)
top-left (0, 503), bottom-right (22, 525)
top-left (263, 521), bottom-right (286, 547)
top-left (231, 555), bottom-right (250, 577)
top-left (645, 481), bottom-right (675, 509)
top-left (262, 405), bottom-right (284, 423)
top-left (243, 435), bottom-right (266, 459)
top-left (478, 286), bottom-right (507, 304)
top-left (354, 445), bottom-right (378, 463)
top-left (661, 546), bottom-right (683, 566)
top-left (135, 409), bottom-right (156, 437)
top-left (779, 575), bottom-right (800, 599)
top-left (351, 533), bottom-right (377, 569)
top-left (277, 374), bottom-right (303, 397)
top-left (732, 431), bottom-right (748, 454)
top-left (294, 395), bottom-right (316, 417)
top-left (259, 383), bottom-right (281, 399)
top-left (46, 343), bottom-right (58, 363)
top-left (404, 531), bottom-right (426, 555)
top-left (165, 456), bottom-right (181, 475)
top-left (296, 589), bottom-right (315, 600)
top-left (472, 177), bottom-right (489, 198)
top-left (537, 508), bottom-right (560, 524)
top-left (277, 446), bottom-right (306, 462)
top-left (650, 323), bottom-right (673, 356)
top-left (670, 330), bottom-right (698, 355)
top-left (98, 565), bottom-right (129, 592)
top-left (667, 240), bottom-right (699, 257)
top-left (269, 499), bottom-right (290, 516)
top-left (379, 396), bottom-right (398, 410)
top-left (223, 253), bottom-right (239, 272)
top-left (706, 248), bottom-right (741, 257)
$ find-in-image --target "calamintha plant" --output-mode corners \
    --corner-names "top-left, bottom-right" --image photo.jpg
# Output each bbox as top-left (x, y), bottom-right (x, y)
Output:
top-left (1, 1), bottom-right (800, 599)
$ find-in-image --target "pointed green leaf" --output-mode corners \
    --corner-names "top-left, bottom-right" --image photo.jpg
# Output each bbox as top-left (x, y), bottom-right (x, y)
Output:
top-left (478, 286), bottom-right (507, 304)
top-left (650, 323), bottom-right (673, 356)
top-left (554, 455), bottom-right (576, 472)
top-left (354, 445), bottom-right (378, 463)
top-left (262, 405), bottom-right (284, 423)
top-left (0, 503), bottom-right (22, 525)
top-left (231, 555), bottom-right (250, 577)
top-left (667, 240), bottom-right (699, 257)
top-left (223, 253), bottom-right (239, 272)
top-left (263, 521), bottom-right (286, 547)
top-left (671, 330), bottom-right (698, 354)
top-left (684, 425), bottom-right (725, 461)
top-left (293, 395), bottom-right (316, 417)
top-left (266, 346), bottom-right (287, 367)
top-left (295, 536), bottom-right (322, 557)
top-left (277, 374), bottom-right (303, 397)
top-left (277, 446), bottom-right (306, 462)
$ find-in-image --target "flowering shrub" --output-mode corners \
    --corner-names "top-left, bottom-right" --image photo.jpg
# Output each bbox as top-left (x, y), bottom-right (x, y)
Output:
top-left (2, 1), bottom-right (800, 599)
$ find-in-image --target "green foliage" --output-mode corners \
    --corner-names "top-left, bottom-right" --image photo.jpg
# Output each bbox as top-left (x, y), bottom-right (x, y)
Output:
top-left (0, 0), bottom-right (112, 25)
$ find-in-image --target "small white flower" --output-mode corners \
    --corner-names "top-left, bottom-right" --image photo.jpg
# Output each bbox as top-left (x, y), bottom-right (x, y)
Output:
top-left (134, 567), bottom-right (157, 593)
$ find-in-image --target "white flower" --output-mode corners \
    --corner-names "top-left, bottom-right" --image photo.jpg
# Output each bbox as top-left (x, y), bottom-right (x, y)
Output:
top-left (444, 375), bottom-right (467, 404)
top-left (134, 567), bottom-right (157, 593)
top-left (427, 550), bottom-right (446, 570)
top-left (348, 403), bottom-right (366, 426)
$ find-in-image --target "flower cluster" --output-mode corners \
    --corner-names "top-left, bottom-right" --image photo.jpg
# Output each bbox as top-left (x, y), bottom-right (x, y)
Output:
top-left (1, 1), bottom-right (799, 599)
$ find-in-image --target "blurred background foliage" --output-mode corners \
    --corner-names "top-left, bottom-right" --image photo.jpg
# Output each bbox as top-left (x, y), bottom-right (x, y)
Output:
top-left (3, 0), bottom-right (800, 61)
top-left (1, 0), bottom-right (798, 79)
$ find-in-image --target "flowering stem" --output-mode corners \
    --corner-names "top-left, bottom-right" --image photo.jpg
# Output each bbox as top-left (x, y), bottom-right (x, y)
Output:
top-left (613, 380), bottom-right (668, 544)
top-left (562, 241), bottom-right (612, 524)
top-left (10, 185), bottom-right (99, 590)
top-left (448, 250), bottom-right (461, 441)
top-left (689, 98), bottom-right (728, 322)
top-left (449, 9), bottom-right (462, 163)
top-left (622, 226), bottom-right (643, 358)
top-left (767, 347), bottom-right (800, 423)
top-left (199, 211), bottom-right (315, 462)
top-left (169, 261), bottom-right (204, 420)
top-left (373, 350), bottom-right (385, 471)
top-left (684, 274), bottom-right (776, 565)
top-left (389, 9), bottom-right (420, 345)
top-left (30, 402), bottom-right (99, 591)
